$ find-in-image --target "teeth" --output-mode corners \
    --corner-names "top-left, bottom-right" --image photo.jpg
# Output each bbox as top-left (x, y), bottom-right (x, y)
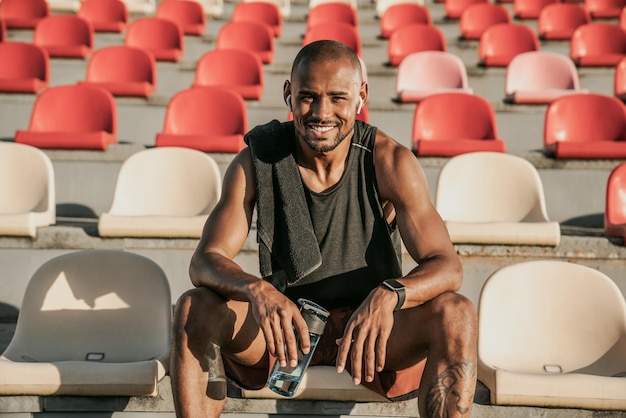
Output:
top-left (311, 126), bottom-right (334, 133)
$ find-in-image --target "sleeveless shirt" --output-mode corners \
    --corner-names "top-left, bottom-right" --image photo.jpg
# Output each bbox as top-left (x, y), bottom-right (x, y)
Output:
top-left (284, 121), bottom-right (403, 310)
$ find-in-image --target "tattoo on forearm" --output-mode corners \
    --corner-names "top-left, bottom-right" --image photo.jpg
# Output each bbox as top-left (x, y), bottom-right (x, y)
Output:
top-left (424, 361), bottom-right (476, 418)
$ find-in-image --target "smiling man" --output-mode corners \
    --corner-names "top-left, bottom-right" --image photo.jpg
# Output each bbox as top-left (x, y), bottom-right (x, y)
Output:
top-left (170, 40), bottom-right (478, 418)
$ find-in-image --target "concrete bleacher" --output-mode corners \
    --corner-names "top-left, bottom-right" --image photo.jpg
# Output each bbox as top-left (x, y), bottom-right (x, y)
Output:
top-left (1, 0), bottom-right (626, 416)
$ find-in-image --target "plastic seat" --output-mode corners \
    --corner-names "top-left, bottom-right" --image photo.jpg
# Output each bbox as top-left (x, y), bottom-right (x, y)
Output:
top-left (156, 0), bottom-right (206, 36)
top-left (376, 0), bottom-right (424, 18)
top-left (412, 93), bottom-right (505, 157)
top-left (513, 0), bottom-right (558, 19)
top-left (435, 152), bottom-right (560, 245)
top-left (120, 0), bottom-right (155, 14)
top-left (0, 142), bottom-right (55, 238)
top-left (98, 148), bottom-right (221, 238)
top-left (478, 260), bottom-right (626, 409)
top-left (605, 162), bottom-right (626, 237)
top-left (395, 51), bottom-right (473, 103)
top-left (46, 0), bottom-right (81, 12)
top-left (77, 0), bottom-right (128, 33)
top-left (308, 0), bottom-right (357, 10)
top-left (303, 22), bottom-right (362, 56)
top-left (307, 2), bottom-right (358, 30)
top-left (615, 56), bottom-right (626, 101)
top-left (387, 23), bottom-right (447, 67)
top-left (537, 3), bottom-right (590, 41)
top-left (379, 3), bottom-right (432, 40)
top-left (79, 45), bottom-right (156, 98)
top-left (0, 18), bottom-right (6, 42)
top-left (622, 6), bottom-right (626, 31)
top-left (193, 48), bottom-right (263, 100)
top-left (0, 42), bottom-right (49, 94)
top-left (244, 0), bottom-right (290, 18)
top-left (445, 0), bottom-right (488, 20)
top-left (155, 86), bottom-right (248, 153)
top-left (0, 0), bottom-right (48, 29)
top-left (15, 84), bottom-right (117, 150)
top-left (585, 0), bottom-right (625, 18)
top-left (125, 17), bottom-right (184, 63)
top-left (0, 249), bottom-right (171, 395)
top-left (504, 51), bottom-right (588, 104)
top-left (459, 3), bottom-right (511, 40)
top-left (478, 23), bottom-right (539, 68)
top-left (233, 1), bottom-right (283, 37)
top-left (543, 93), bottom-right (626, 159)
top-left (216, 21), bottom-right (274, 65)
top-left (33, 15), bottom-right (94, 59)
top-left (570, 23), bottom-right (626, 67)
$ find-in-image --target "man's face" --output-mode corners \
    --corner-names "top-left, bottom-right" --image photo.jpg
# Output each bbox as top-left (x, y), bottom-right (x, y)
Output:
top-left (288, 58), bottom-right (364, 154)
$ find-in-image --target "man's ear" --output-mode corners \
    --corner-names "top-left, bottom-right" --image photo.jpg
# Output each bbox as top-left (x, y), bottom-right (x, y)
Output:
top-left (285, 94), bottom-right (292, 112)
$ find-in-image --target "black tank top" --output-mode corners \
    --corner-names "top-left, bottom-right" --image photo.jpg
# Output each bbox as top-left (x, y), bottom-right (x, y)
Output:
top-left (285, 121), bottom-right (403, 310)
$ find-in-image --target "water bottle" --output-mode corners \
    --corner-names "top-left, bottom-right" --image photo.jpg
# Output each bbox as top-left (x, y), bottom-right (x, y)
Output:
top-left (266, 298), bottom-right (330, 397)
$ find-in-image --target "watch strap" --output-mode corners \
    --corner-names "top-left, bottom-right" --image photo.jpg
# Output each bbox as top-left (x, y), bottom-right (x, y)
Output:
top-left (381, 279), bottom-right (406, 312)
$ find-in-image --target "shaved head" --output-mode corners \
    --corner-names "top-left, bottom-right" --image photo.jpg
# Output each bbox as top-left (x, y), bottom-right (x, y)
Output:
top-left (291, 40), bottom-right (363, 83)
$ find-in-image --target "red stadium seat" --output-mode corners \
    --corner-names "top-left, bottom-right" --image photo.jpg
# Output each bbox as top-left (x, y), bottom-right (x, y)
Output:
top-left (79, 45), bottom-right (156, 98)
top-left (570, 23), bottom-right (626, 67)
top-left (412, 92), bottom-right (506, 157)
top-left (125, 17), bottom-right (184, 62)
top-left (0, 42), bottom-right (49, 94)
top-left (0, 0), bottom-right (49, 29)
top-left (605, 162), bottom-right (626, 237)
top-left (615, 56), bottom-right (626, 101)
top-left (459, 3), bottom-right (511, 40)
top-left (505, 51), bottom-right (588, 104)
top-left (156, 0), bottom-right (206, 36)
top-left (15, 84), bottom-right (117, 150)
top-left (33, 15), bottom-right (94, 59)
top-left (445, 0), bottom-right (488, 20)
top-left (193, 48), bottom-right (264, 100)
top-left (379, 3), bottom-right (431, 39)
top-left (0, 18), bottom-right (6, 42)
top-left (307, 2), bottom-right (357, 29)
top-left (156, 86), bottom-right (248, 152)
top-left (77, 0), bottom-right (128, 33)
top-left (584, 0), bottom-right (625, 18)
top-left (387, 23), bottom-right (446, 67)
top-left (303, 22), bottom-right (362, 56)
top-left (232, 1), bottom-right (282, 37)
top-left (478, 23), bottom-right (539, 67)
top-left (514, 0), bottom-right (559, 19)
top-left (216, 21), bottom-right (274, 64)
top-left (543, 93), bottom-right (626, 158)
top-left (538, 3), bottom-right (590, 41)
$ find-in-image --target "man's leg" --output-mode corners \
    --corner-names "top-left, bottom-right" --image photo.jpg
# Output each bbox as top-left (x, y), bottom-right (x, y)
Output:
top-left (170, 287), bottom-right (269, 418)
top-left (386, 292), bottom-right (478, 418)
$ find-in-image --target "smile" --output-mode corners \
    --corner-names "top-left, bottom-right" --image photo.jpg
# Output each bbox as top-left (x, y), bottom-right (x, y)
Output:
top-left (309, 125), bottom-right (336, 133)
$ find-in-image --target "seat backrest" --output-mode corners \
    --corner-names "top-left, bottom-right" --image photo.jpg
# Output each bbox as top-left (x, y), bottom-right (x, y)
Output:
top-left (505, 51), bottom-right (579, 94)
top-left (388, 23), bottom-right (447, 61)
top-left (307, 2), bottom-right (357, 28)
top-left (0, 17), bottom-right (6, 41)
top-left (544, 93), bottom-right (626, 144)
top-left (156, 0), bottom-right (206, 29)
top-left (478, 260), bottom-right (626, 374)
top-left (27, 84), bottom-right (117, 134)
top-left (303, 22), bottom-right (362, 56)
top-left (162, 86), bottom-right (247, 137)
top-left (216, 21), bottom-right (274, 54)
top-left (194, 48), bottom-right (263, 86)
top-left (2, 249), bottom-right (171, 363)
top-left (379, 3), bottom-right (432, 38)
top-left (605, 162), bottom-right (626, 228)
top-left (459, 3), bottom-right (511, 39)
top-left (413, 92), bottom-right (497, 141)
top-left (615, 56), bottom-right (626, 97)
top-left (125, 17), bottom-right (183, 50)
top-left (585, 0), bottom-right (625, 16)
top-left (479, 23), bottom-right (539, 59)
top-left (397, 51), bottom-right (468, 92)
top-left (446, 0), bottom-right (488, 19)
top-left (33, 14), bottom-right (93, 48)
top-left (232, 1), bottom-right (282, 35)
top-left (108, 147), bottom-right (221, 216)
top-left (537, 3), bottom-right (590, 39)
top-left (0, 41), bottom-right (49, 81)
top-left (85, 45), bottom-right (155, 84)
top-left (571, 23), bottom-right (626, 56)
top-left (0, 142), bottom-right (54, 215)
top-left (435, 151), bottom-right (551, 222)
top-left (0, 0), bottom-right (49, 21)
top-left (78, 0), bottom-right (129, 25)
top-left (513, 0), bottom-right (558, 18)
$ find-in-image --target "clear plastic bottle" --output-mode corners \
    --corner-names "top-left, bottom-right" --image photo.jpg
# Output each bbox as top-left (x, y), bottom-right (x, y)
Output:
top-left (266, 298), bottom-right (329, 397)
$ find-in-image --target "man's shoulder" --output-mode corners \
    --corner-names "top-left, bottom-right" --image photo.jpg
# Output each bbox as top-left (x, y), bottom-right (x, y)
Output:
top-left (244, 120), bottom-right (294, 163)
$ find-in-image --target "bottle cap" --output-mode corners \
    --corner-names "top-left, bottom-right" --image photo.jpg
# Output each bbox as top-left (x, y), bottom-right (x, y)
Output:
top-left (298, 298), bottom-right (329, 335)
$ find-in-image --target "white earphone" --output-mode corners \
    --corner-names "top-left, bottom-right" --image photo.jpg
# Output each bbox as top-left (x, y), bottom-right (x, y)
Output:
top-left (285, 94), bottom-right (292, 112)
top-left (357, 97), bottom-right (364, 114)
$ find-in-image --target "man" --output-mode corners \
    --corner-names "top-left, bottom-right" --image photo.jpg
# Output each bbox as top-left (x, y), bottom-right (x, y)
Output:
top-left (170, 40), bottom-right (477, 418)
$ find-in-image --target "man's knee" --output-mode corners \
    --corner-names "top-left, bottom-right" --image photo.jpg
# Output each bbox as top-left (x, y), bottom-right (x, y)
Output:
top-left (429, 292), bottom-right (477, 341)
top-left (173, 287), bottom-right (228, 342)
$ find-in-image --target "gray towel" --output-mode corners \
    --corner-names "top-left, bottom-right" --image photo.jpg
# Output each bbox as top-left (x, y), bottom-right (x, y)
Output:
top-left (244, 120), bottom-right (322, 291)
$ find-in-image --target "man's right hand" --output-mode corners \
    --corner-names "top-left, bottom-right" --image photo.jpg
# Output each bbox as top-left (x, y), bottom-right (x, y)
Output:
top-left (248, 280), bottom-right (311, 368)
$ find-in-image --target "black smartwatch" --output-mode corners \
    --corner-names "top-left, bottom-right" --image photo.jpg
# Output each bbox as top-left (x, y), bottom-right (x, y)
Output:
top-left (380, 279), bottom-right (406, 312)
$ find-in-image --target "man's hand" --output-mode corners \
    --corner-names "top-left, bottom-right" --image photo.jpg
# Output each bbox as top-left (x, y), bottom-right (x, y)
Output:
top-left (335, 285), bottom-right (398, 384)
top-left (248, 281), bottom-right (311, 368)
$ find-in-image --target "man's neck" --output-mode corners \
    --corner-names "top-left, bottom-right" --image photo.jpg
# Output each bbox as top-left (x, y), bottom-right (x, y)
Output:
top-left (295, 135), bottom-right (352, 193)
